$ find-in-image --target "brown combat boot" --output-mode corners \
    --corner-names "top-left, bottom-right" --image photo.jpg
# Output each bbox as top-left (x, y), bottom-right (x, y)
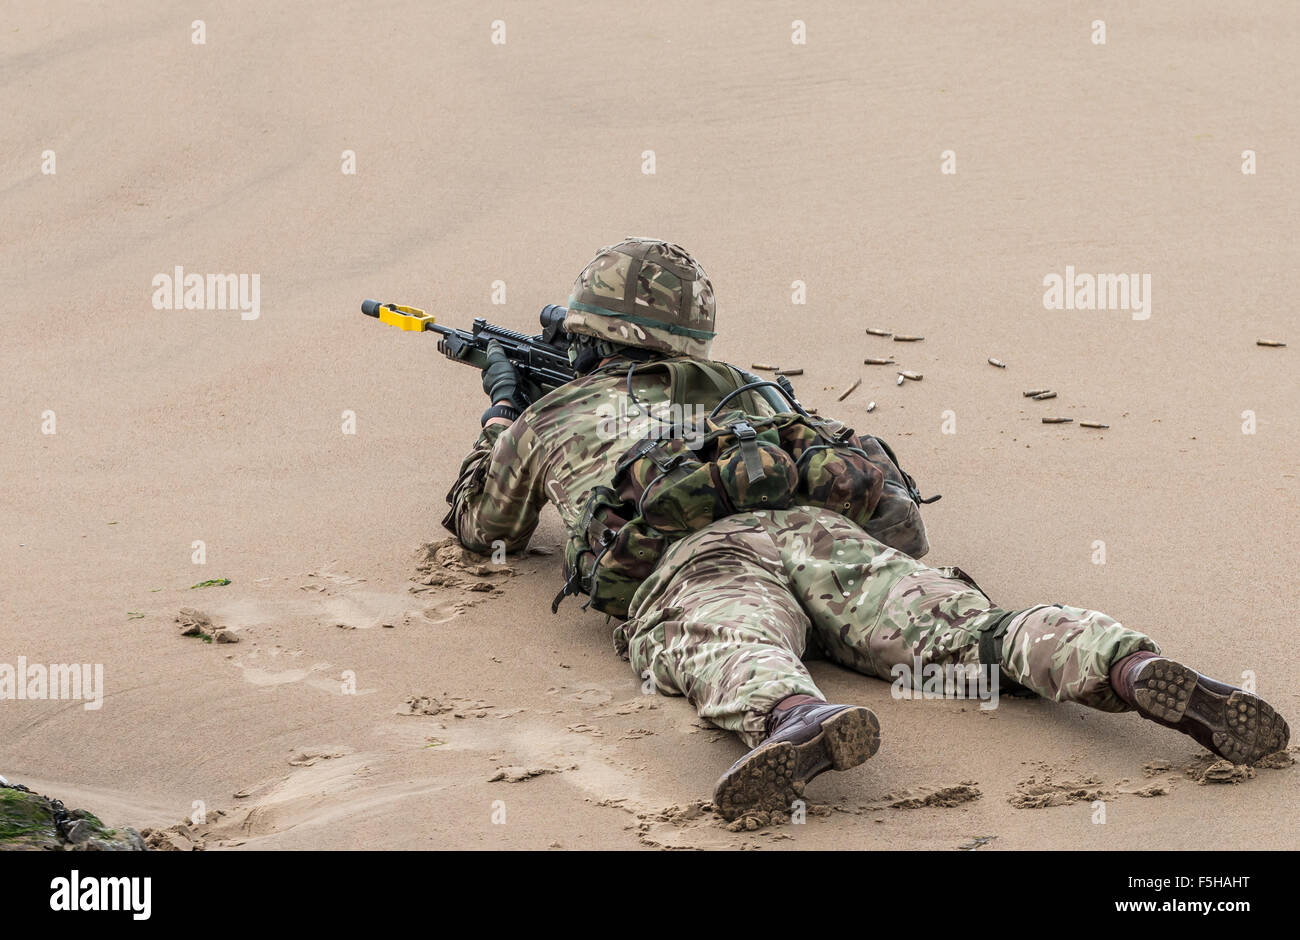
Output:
top-left (712, 698), bottom-right (880, 821)
top-left (1110, 652), bottom-right (1290, 764)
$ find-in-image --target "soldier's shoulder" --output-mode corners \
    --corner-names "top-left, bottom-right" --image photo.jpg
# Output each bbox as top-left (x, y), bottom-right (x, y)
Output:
top-left (520, 372), bottom-right (620, 427)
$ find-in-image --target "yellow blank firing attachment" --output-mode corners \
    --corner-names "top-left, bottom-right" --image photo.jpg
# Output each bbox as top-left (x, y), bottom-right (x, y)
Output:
top-left (378, 303), bottom-right (434, 331)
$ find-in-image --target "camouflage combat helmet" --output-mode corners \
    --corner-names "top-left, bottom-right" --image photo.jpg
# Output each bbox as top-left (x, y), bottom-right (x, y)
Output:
top-left (564, 237), bottom-right (716, 360)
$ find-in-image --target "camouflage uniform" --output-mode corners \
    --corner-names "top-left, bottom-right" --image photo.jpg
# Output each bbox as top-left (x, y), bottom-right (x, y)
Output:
top-left (617, 509), bottom-right (1156, 746)
top-left (444, 364), bottom-right (1158, 748)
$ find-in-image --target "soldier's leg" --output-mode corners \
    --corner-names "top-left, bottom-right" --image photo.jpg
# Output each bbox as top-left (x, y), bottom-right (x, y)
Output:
top-left (783, 507), bottom-right (1288, 761)
top-left (778, 507), bottom-right (1155, 707)
top-left (620, 515), bottom-right (824, 747)
top-left (622, 514), bottom-right (881, 819)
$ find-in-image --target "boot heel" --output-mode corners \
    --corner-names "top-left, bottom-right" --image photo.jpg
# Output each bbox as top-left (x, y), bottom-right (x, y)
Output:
top-left (823, 706), bottom-right (881, 771)
top-left (1132, 659), bottom-right (1195, 723)
top-left (1215, 692), bottom-right (1289, 765)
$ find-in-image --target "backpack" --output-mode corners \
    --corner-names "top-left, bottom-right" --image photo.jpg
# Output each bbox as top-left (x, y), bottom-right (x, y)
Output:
top-left (553, 359), bottom-right (936, 618)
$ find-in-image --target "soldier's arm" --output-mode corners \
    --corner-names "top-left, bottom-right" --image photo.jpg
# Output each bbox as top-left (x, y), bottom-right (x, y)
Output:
top-left (441, 417), bottom-right (548, 555)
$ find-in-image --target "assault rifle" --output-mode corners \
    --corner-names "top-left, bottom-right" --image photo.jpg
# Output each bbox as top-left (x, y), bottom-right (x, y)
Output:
top-left (360, 298), bottom-right (806, 414)
top-left (361, 299), bottom-right (576, 405)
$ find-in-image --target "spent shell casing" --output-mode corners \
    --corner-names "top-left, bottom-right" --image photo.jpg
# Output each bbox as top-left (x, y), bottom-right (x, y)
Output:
top-left (988, 357), bottom-right (1006, 368)
top-left (1042, 417), bottom-right (1073, 424)
top-left (1256, 340), bottom-right (1287, 347)
top-left (898, 370), bottom-right (923, 381)
top-left (1032, 391), bottom-right (1057, 400)
top-left (751, 363), bottom-right (779, 371)
top-left (893, 335), bottom-right (925, 342)
top-left (1023, 388), bottom-right (1050, 397)
top-left (836, 378), bottom-right (863, 402)
top-left (866, 401), bottom-right (877, 413)
top-left (1080, 421), bottom-right (1110, 429)
top-left (896, 374), bottom-right (905, 385)
top-left (864, 357), bottom-right (896, 365)
top-left (866, 328), bottom-right (892, 337)
top-left (776, 368), bottom-right (804, 376)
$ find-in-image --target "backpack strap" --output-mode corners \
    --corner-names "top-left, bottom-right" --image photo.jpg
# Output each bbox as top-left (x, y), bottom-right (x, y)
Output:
top-left (729, 420), bottom-right (765, 483)
top-left (660, 359), bottom-right (768, 415)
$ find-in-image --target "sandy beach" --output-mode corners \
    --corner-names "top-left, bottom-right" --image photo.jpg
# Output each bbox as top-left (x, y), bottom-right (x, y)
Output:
top-left (2, 1), bottom-right (1297, 850)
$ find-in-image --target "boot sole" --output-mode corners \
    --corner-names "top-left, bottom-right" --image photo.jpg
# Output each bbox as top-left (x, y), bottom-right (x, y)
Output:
top-left (1133, 659), bottom-right (1290, 764)
top-left (712, 706), bottom-right (880, 821)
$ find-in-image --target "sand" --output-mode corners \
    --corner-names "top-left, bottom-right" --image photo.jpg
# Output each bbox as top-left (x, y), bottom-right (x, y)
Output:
top-left (2, 1), bottom-right (1296, 850)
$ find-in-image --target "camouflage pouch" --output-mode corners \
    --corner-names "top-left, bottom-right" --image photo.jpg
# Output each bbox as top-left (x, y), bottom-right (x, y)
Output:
top-left (710, 409), bottom-right (888, 533)
top-left (630, 414), bottom-right (799, 513)
top-left (586, 519), bottom-right (668, 616)
top-left (713, 436), bottom-right (799, 511)
top-left (613, 436), bottom-right (718, 532)
top-left (764, 410), bottom-right (934, 558)
top-left (792, 443), bottom-right (885, 528)
top-left (854, 435), bottom-right (933, 558)
top-left (556, 476), bottom-right (675, 618)
top-left (557, 486), bottom-right (631, 612)
top-left (774, 406), bottom-right (935, 558)
top-left (637, 461), bottom-right (730, 533)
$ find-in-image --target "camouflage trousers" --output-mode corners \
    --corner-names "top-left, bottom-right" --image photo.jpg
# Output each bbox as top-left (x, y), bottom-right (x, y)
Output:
top-left (616, 507), bottom-right (1159, 747)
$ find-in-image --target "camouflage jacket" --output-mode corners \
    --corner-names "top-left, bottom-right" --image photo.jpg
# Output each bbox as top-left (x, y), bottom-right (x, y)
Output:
top-left (442, 357), bottom-right (776, 555)
top-left (442, 357), bottom-right (930, 578)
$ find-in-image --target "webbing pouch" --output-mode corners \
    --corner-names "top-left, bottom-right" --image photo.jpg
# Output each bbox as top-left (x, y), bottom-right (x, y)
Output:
top-left (713, 435), bottom-right (799, 512)
top-left (792, 443), bottom-right (885, 528)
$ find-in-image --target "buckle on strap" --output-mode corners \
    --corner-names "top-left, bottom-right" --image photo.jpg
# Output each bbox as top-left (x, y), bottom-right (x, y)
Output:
top-left (551, 569), bottom-right (582, 614)
top-left (730, 421), bottom-right (765, 484)
top-left (648, 444), bottom-right (683, 473)
top-left (616, 437), bottom-right (685, 476)
top-left (615, 439), bottom-right (658, 475)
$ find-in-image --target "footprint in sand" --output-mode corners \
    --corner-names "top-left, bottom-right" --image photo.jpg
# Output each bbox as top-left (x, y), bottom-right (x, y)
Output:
top-left (322, 591), bottom-right (423, 630)
top-left (230, 649), bottom-right (323, 687)
top-left (551, 684), bottom-right (614, 707)
top-left (632, 800), bottom-right (838, 845)
top-left (231, 650), bottom-right (374, 696)
top-left (288, 747), bottom-right (349, 767)
top-left (304, 562), bottom-right (368, 592)
top-left (213, 579), bottom-right (425, 633)
top-left (422, 604), bottom-right (463, 625)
